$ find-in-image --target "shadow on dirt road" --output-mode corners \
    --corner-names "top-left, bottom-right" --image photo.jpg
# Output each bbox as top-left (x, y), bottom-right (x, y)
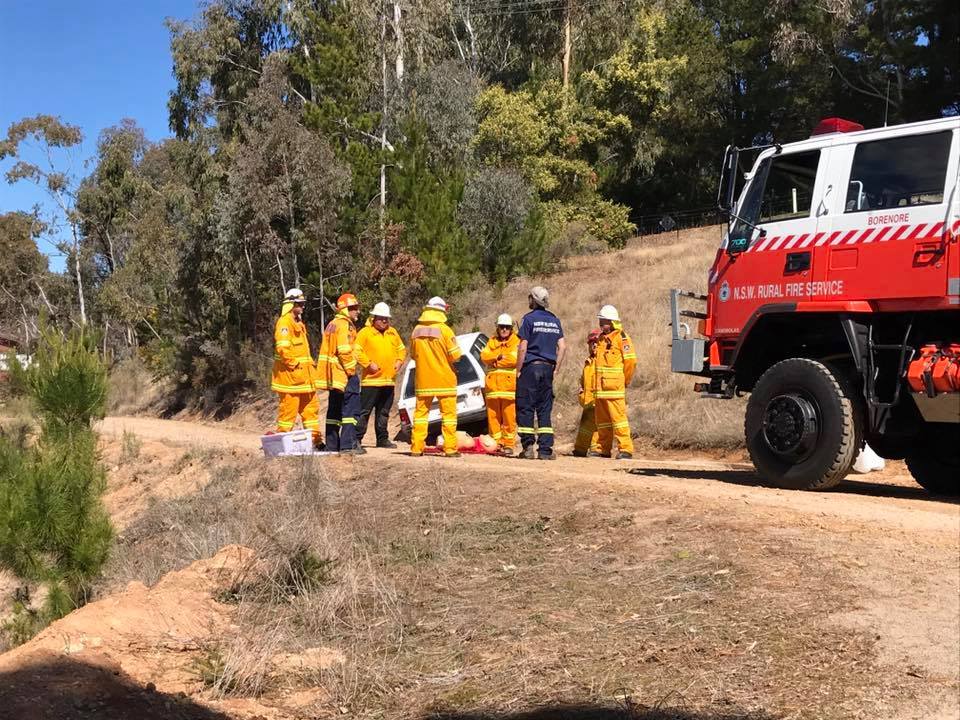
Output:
top-left (0, 653), bottom-right (231, 720)
top-left (425, 704), bottom-right (775, 720)
top-left (624, 466), bottom-right (958, 504)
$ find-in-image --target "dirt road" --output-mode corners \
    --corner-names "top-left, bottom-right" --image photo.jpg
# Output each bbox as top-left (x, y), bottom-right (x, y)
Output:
top-left (99, 415), bottom-right (959, 536)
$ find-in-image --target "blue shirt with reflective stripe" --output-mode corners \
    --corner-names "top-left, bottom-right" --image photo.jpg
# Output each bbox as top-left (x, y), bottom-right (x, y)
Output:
top-left (518, 308), bottom-right (563, 366)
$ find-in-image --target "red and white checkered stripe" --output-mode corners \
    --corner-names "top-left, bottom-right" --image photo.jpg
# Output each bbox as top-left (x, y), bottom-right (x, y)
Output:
top-left (745, 223), bottom-right (946, 253)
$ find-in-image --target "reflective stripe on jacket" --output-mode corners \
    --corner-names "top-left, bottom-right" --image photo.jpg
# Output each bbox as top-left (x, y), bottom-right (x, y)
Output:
top-left (579, 356), bottom-right (596, 407)
top-left (316, 311), bottom-right (357, 392)
top-left (271, 310), bottom-right (315, 394)
top-left (594, 329), bottom-right (637, 400)
top-left (410, 308), bottom-right (462, 398)
top-left (356, 321), bottom-right (407, 387)
top-left (480, 333), bottom-right (519, 400)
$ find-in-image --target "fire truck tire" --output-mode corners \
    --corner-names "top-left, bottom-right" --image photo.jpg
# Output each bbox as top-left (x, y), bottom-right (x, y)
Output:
top-left (905, 430), bottom-right (960, 496)
top-left (745, 359), bottom-right (861, 490)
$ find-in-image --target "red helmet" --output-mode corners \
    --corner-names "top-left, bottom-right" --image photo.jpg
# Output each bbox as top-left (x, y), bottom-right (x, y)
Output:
top-left (587, 328), bottom-right (601, 344)
top-left (336, 293), bottom-right (359, 310)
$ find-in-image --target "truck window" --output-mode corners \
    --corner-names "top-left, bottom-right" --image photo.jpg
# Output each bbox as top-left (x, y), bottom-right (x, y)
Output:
top-left (757, 151), bottom-right (820, 223)
top-left (845, 131), bottom-right (951, 213)
top-left (729, 150), bottom-right (820, 245)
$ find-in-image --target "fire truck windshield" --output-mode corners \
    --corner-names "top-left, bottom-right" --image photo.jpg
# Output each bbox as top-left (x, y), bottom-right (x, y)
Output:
top-left (729, 150), bottom-right (821, 247)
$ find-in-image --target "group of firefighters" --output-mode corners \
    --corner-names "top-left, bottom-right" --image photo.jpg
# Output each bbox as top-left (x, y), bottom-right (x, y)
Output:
top-left (271, 285), bottom-right (637, 459)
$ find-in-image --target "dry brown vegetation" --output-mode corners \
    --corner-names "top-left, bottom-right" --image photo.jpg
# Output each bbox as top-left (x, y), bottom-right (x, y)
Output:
top-left (95, 448), bottom-right (934, 720)
top-left (455, 227), bottom-right (745, 450)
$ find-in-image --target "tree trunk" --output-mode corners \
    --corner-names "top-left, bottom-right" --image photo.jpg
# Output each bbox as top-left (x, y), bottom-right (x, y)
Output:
top-left (73, 229), bottom-right (87, 326)
top-left (562, 0), bottom-right (573, 91)
top-left (281, 149), bottom-right (301, 287)
top-left (393, 0), bottom-right (404, 86)
top-left (380, 0), bottom-right (389, 251)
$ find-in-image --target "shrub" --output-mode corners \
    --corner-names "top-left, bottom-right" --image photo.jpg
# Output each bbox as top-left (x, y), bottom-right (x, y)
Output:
top-left (0, 326), bottom-right (113, 645)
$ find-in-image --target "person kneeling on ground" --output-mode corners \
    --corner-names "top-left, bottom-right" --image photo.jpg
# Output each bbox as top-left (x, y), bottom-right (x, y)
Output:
top-left (480, 314), bottom-right (519, 456)
top-left (594, 305), bottom-right (636, 459)
top-left (355, 302), bottom-right (406, 449)
top-left (573, 328), bottom-right (603, 457)
top-left (409, 297), bottom-right (462, 458)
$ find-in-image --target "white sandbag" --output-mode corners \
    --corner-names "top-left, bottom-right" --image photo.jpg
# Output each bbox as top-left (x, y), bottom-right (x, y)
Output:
top-left (852, 444), bottom-right (885, 474)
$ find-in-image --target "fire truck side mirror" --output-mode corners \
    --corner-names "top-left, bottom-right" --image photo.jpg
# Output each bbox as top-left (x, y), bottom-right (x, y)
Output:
top-left (717, 145), bottom-right (739, 212)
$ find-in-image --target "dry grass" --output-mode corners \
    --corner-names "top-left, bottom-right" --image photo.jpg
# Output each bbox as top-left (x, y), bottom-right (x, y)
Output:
top-left (107, 356), bottom-right (165, 415)
top-left (454, 226), bottom-right (745, 450)
top-left (101, 451), bottom-right (916, 719)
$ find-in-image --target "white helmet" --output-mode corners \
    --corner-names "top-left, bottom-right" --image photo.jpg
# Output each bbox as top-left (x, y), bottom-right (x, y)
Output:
top-left (496, 313), bottom-right (513, 327)
top-left (371, 301), bottom-right (391, 318)
top-left (425, 296), bottom-right (448, 311)
top-left (598, 304), bottom-right (620, 322)
top-left (284, 287), bottom-right (306, 303)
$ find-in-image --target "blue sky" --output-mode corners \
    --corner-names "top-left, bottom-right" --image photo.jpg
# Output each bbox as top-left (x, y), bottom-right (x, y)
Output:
top-left (1, 1), bottom-right (200, 266)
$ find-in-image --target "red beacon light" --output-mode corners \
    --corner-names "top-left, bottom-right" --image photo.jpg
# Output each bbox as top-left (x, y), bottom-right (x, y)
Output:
top-left (811, 117), bottom-right (865, 137)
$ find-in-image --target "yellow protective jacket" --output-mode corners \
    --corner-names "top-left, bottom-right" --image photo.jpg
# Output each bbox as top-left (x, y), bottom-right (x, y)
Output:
top-left (594, 328), bottom-right (637, 400)
top-left (409, 308), bottom-right (462, 398)
top-left (356, 320), bottom-right (407, 387)
top-left (578, 355), bottom-right (597, 407)
top-left (480, 333), bottom-right (519, 400)
top-left (315, 310), bottom-right (358, 391)
top-left (271, 308), bottom-right (316, 394)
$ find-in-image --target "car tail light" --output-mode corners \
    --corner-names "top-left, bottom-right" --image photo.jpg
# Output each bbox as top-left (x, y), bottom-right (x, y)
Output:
top-left (399, 408), bottom-right (410, 425)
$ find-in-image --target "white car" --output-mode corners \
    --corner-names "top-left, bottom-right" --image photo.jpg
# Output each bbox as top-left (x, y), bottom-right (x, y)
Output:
top-left (397, 332), bottom-right (489, 437)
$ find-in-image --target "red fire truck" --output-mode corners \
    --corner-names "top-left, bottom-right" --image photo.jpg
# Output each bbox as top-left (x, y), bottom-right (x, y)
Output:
top-left (671, 116), bottom-right (959, 493)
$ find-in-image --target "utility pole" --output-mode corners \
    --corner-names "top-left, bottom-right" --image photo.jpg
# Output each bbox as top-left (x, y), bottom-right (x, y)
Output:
top-left (562, 0), bottom-right (573, 91)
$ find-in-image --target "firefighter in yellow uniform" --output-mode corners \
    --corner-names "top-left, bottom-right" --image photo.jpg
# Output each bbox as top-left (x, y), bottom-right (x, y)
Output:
top-left (573, 328), bottom-right (603, 457)
top-left (272, 288), bottom-right (321, 446)
top-left (594, 305), bottom-right (637, 459)
top-left (480, 313), bottom-right (519, 455)
top-left (355, 302), bottom-right (406, 448)
top-left (409, 296), bottom-right (462, 457)
top-left (316, 293), bottom-right (362, 454)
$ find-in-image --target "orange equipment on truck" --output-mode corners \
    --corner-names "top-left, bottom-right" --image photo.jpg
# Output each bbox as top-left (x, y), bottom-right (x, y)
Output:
top-left (670, 116), bottom-right (960, 494)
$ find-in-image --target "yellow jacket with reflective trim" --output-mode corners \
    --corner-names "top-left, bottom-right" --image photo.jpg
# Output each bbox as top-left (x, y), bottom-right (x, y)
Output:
top-left (356, 321), bottom-right (406, 387)
top-left (271, 309), bottom-right (316, 394)
top-left (579, 355), bottom-right (597, 407)
top-left (409, 308), bottom-right (462, 398)
top-left (315, 311), bottom-right (357, 391)
top-left (480, 333), bottom-right (519, 399)
top-left (594, 329), bottom-right (636, 400)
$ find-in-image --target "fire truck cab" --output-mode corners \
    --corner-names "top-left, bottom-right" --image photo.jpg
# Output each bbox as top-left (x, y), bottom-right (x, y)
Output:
top-left (671, 116), bottom-right (960, 493)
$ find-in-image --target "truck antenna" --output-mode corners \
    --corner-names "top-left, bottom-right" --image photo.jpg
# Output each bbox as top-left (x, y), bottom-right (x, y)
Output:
top-left (883, 78), bottom-right (891, 127)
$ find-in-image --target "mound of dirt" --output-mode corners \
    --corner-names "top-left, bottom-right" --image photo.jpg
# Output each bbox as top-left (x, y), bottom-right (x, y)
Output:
top-left (0, 544), bottom-right (252, 687)
top-left (0, 545), bottom-right (269, 719)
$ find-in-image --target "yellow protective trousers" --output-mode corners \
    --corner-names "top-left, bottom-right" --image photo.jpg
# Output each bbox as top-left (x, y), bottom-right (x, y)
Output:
top-left (486, 397), bottom-right (517, 449)
top-left (574, 405), bottom-right (601, 455)
top-left (595, 397), bottom-right (633, 455)
top-left (411, 395), bottom-right (458, 455)
top-left (277, 392), bottom-right (320, 441)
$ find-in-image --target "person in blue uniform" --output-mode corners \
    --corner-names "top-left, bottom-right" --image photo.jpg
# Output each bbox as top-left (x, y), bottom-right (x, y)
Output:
top-left (515, 286), bottom-right (566, 460)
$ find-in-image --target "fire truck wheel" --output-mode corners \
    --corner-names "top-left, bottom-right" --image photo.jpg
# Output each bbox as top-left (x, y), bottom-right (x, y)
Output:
top-left (905, 430), bottom-right (960, 496)
top-left (745, 359), bottom-right (860, 490)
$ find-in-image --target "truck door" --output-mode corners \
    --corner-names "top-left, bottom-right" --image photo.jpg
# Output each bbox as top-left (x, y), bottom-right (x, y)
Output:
top-left (712, 147), bottom-right (826, 336)
top-left (821, 129), bottom-right (956, 302)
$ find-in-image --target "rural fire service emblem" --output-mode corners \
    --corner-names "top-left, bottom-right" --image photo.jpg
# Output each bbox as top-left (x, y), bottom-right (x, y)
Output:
top-left (719, 281), bottom-right (730, 302)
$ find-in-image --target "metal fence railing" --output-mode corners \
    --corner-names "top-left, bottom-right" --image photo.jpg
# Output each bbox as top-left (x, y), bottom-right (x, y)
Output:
top-left (634, 206), bottom-right (726, 238)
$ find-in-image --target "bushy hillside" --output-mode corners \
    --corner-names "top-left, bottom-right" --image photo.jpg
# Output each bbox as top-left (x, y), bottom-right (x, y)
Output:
top-left (461, 225), bottom-right (744, 450)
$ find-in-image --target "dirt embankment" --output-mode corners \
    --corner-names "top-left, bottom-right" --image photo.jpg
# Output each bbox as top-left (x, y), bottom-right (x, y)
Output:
top-left (1, 417), bottom-right (957, 720)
